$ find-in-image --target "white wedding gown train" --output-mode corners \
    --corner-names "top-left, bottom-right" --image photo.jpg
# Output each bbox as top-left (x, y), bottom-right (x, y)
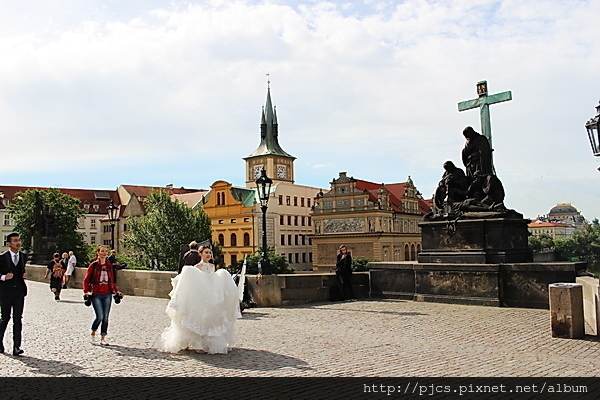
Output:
top-left (158, 262), bottom-right (241, 354)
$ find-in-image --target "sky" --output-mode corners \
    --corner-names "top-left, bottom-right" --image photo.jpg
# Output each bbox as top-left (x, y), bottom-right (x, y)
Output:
top-left (1, 0), bottom-right (599, 220)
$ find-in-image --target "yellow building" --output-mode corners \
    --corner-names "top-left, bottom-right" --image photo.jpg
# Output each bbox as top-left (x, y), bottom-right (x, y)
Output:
top-left (201, 180), bottom-right (257, 267)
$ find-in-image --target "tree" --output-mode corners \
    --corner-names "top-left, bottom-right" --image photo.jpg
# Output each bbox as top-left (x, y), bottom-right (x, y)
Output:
top-left (528, 233), bottom-right (554, 252)
top-left (122, 189), bottom-right (213, 271)
top-left (7, 188), bottom-right (86, 261)
top-left (236, 247), bottom-right (293, 274)
top-left (555, 223), bottom-right (600, 261)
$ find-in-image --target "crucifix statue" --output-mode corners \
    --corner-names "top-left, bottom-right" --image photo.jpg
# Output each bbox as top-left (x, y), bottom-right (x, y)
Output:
top-left (458, 81), bottom-right (512, 171)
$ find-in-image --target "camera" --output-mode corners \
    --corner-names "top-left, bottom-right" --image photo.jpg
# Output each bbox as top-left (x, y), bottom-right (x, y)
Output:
top-left (84, 294), bottom-right (92, 307)
top-left (113, 293), bottom-right (123, 304)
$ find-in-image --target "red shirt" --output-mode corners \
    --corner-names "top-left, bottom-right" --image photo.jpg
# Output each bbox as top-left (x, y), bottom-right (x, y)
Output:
top-left (83, 259), bottom-right (119, 295)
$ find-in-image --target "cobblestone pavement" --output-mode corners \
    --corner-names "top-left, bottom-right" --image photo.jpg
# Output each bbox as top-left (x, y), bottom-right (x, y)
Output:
top-left (1, 280), bottom-right (599, 377)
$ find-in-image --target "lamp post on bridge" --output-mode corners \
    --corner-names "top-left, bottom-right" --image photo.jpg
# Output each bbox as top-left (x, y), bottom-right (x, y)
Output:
top-left (107, 200), bottom-right (119, 250)
top-left (585, 101), bottom-right (600, 171)
top-left (255, 168), bottom-right (273, 275)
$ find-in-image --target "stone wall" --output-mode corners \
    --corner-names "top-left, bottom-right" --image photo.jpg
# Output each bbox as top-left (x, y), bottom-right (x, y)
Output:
top-left (576, 276), bottom-right (600, 336)
top-left (25, 265), bottom-right (370, 306)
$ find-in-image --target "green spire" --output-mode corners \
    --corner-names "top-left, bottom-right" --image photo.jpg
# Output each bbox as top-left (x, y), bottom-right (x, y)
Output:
top-left (246, 84), bottom-right (295, 159)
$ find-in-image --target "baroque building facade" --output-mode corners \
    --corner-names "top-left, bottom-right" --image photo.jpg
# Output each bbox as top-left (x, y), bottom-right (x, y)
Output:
top-left (310, 172), bottom-right (431, 271)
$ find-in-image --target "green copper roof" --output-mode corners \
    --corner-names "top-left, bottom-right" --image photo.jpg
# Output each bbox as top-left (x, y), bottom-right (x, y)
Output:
top-left (245, 85), bottom-right (295, 160)
top-left (230, 187), bottom-right (256, 208)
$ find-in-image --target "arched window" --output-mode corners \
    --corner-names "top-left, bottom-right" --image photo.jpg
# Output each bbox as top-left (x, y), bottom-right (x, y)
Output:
top-left (230, 233), bottom-right (237, 247)
top-left (417, 243), bottom-right (421, 254)
top-left (243, 232), bottom-right (250, 247)
top-left (218, 234), bottom-right (224, 246)
top-left (404, 244), bottom-right (410, 261)
top-left (410, 244), bottom-right (416, 261)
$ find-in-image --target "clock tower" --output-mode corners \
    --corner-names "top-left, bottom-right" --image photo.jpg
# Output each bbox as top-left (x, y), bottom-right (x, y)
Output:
top-left (244, 82), bottom-right (296, 186)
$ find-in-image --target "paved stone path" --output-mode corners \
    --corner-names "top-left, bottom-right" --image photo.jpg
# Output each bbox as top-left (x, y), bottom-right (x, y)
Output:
top-left (1, 280), bottom-right (600, 377)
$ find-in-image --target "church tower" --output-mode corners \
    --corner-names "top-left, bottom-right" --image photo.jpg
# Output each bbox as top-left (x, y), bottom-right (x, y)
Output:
top-left (244, 82), bottom-right (296, 186)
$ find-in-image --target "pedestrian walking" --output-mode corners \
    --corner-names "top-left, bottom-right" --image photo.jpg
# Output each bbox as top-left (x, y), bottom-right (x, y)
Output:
top-left (44, 253), bottom-right (65, 301)
top-left (64, 251), bottom-right (76, 288)
top-left (83, 245), bottom-right (123, 346)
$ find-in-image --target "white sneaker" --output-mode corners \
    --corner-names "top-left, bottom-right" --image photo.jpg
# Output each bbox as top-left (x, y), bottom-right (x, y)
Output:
top-left (90, 333), bottom-right (97, 344)
top-left (100, 338), bottom-right (109, 346)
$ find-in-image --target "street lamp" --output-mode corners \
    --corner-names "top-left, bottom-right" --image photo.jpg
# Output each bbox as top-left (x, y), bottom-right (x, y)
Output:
top-left (255, 168), bottom-right (273, 275)
top-left (585, 101), bottom-right (600, 162)
top-left (107, 200), bottom-right (119, 250)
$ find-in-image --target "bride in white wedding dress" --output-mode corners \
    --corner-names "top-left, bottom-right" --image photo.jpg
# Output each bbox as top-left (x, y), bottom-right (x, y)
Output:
top-left (158, 246), bottom-right (241, 354)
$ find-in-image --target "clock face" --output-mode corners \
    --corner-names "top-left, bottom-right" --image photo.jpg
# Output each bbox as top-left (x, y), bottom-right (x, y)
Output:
top-left (277, 165), bottom-right (286, 178)
top-left (254, 166), bottom-right (263, 179)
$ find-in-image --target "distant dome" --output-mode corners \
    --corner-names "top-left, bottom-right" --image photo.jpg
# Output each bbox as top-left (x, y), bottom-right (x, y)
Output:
top-left (548, 203), bottom-right (578, 216)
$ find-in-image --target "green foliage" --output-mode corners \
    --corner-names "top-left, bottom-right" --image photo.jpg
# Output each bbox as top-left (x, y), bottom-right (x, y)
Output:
top-left (554, 223), bottom-right (600, 261)
top-left (528, 233), bottom-right (554, 252)
top-left (238, 247), bottom-right (293, 274)
top-left (121, 189), bottom-right (213, 271)
top-left (7, 188), bottom-right (86, 261)
top-left (351, 256), bottom-right (377, 272)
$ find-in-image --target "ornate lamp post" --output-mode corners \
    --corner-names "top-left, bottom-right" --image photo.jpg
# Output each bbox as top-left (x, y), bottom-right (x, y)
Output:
top-left (106, 200), bottom-right (119, 250)
top-left (585, 102), bottom-right (600, 169)
top-left (255, 168), bottom-right (273, 275)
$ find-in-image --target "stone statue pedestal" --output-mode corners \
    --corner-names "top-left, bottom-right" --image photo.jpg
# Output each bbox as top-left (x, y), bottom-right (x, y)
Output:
top-left (418, 216), bottom-right (533, 264)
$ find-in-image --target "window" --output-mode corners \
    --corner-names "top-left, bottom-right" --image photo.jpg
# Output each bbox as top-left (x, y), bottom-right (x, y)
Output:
top-left (90, 219), bottom-right (97, 229)
top-left (218, 220), bottom-right (224, 224)
top-left (288, 235), bottom-right (292, 245)
top-left (103, 239), bottom-right (110, 245)
top-left (286, 196), bottom-right (290, 205)
top-left (288, 253), bottom-right (293, 263)
top-left (301, 197), bottom-right (305, 207)
top-left (309, 252), bottom-right (313, 262)
top-left (301, 216), bottom-right (305, 226)
top-left (308, 237), bottom-right (312, 245)
top-left (243, 232), bottom-right (250, 246)
top-left (123, 224), bottom-right (128, 232)
top-left (280, 215), bottom-right (284, 225)
top-left (84, 204), bottom-right (90, 212)
top-left (231, 219), bottom-right (237, 223)
top-left (287, 216), bottom-right (292, 225)
top-left (243, 218), bottom-right (250, 222)
top-left (301, 235), bottom-right (305, 245)
top-left (278, 195), bottom-right (283, 205)
top-left (231, 254), bottom-right (238, 266)
top-left (295, 235), bottom-right (299, 245)
top-left (218, 234), bottom-right (225, 246)
top-left (93, 204), bottom-right (99, 212)
top-left (231, 233), bottom-right (237, 247)
top-left (308, 217), bottom-right (312, 226)
top-left (91, 235), bottom-right (96, 244)
top-left (3, 215), bottom-right (11, 226)
top-left (294, 197), bottom-right (298, 206)
top-left (295, 253), bottom-right (299, 263)
top-left (307, 198), bottom-right (311, 208)
top-left (302, 253), bottom-right (306, 263)
top-left (294, 216), bottom-right (298, 226)
top-left (281, 235), bottom-right (285, 245)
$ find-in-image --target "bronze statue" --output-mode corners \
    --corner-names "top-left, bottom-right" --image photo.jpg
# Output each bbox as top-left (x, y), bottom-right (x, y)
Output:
top-left (462, 126), bottom-right (493, 179)
top-left (433, 161), bottom-right (469, 213)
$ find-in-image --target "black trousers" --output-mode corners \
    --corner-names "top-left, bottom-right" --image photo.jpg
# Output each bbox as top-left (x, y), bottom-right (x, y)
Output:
top-left (337, 273), bottom-right (356, 300)
top-left (0, 295), bottom-right (25, 349)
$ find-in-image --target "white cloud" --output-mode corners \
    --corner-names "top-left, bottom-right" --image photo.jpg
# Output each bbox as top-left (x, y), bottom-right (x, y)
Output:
top-left (0, 0), bottom-right (599, 219)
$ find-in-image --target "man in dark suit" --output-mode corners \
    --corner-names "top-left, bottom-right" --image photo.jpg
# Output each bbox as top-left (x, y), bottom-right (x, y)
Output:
top-left (179, 241), bottom-right (201, 274)
top-left (0, 232), bottom-right (28, 356)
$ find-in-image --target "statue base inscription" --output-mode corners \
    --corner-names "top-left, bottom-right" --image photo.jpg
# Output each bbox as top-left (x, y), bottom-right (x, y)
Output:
top-left (418, 217), bottom-right (533, 264)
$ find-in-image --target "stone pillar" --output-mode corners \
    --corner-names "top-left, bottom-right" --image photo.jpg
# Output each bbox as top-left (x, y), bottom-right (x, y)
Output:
top-left (549, 283), bottom-right (585, 339)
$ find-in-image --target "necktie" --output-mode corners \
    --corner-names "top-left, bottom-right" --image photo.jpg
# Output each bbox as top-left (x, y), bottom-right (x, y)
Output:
top-left (13, 253), bottom-right (18, 265)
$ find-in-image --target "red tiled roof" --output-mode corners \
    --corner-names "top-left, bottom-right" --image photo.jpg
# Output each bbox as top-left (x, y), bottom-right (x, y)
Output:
top-left (353, 179), bottom-right (428, 214)
top-left (528, 222), bottom-right (570, 228)
top-left (120, 185), bottom-right (202, 198)
top-left (0, 185), bottom-right (119, 214)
